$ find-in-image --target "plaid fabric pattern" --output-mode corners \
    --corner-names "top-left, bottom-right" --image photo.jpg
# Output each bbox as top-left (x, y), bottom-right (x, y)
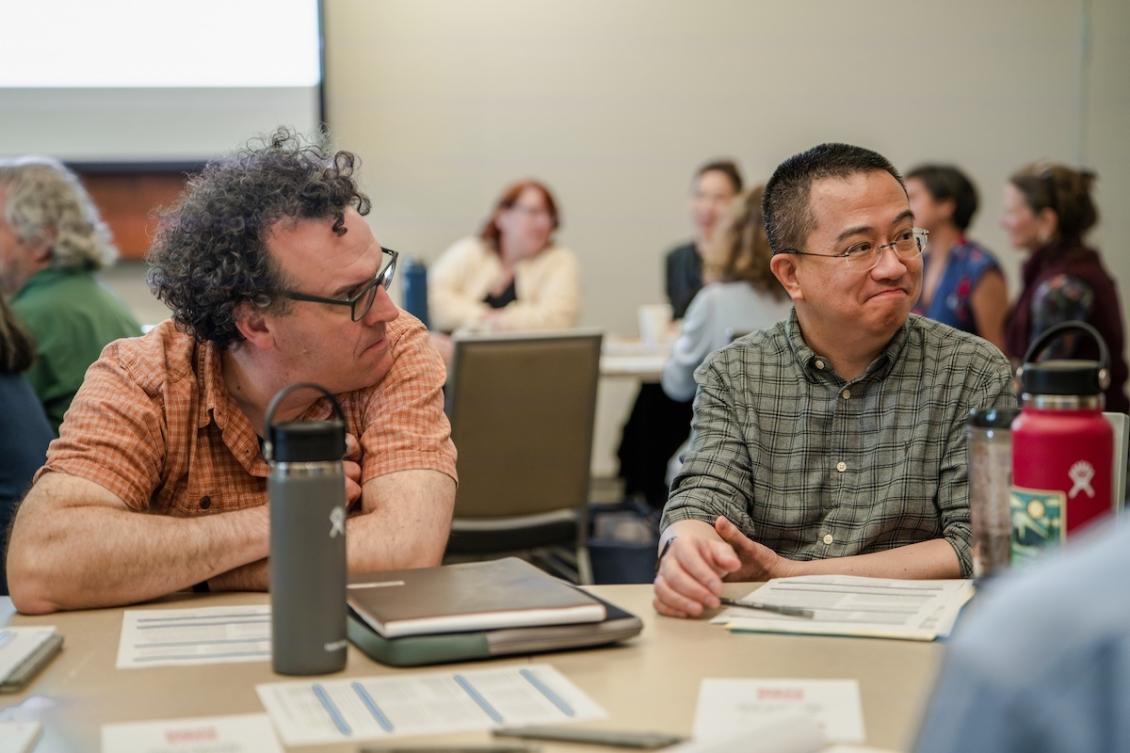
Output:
top-left (662, 310), bottom-right (1015, 577)
top-left (38, 315), bottom-right (456, 516)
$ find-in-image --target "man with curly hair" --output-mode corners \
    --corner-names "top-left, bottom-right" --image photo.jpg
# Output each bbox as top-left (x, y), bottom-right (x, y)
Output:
top-left (0, 157), bottom-right (142, 431)
top-left (7, 130), bottom-right (458, 613)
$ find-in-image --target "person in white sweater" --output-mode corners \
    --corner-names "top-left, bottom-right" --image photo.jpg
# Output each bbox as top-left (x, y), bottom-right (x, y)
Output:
top-left (429, 180), bottom-right (581, 333)
top-left (661, 186), bottom-right (793, 401)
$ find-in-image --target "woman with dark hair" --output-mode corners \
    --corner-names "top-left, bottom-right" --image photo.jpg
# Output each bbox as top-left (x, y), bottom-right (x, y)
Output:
top-left (1002, 163), bottom-right (1128, 412)
top-left (907, 164), bottom-right (1008, 350)
top-left (661, 187), bottom-right (791, 401)
top-left (429, 180), bottom-right (580, 332)
top-left (617, 160), bottom-right (744, 508)
top-left (665, 160), bottom-right (744, 320)
top-left (0, 295), bottom-right (54, 595)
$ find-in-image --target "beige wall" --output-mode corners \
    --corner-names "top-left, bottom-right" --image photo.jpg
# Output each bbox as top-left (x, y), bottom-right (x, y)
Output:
top-left (322, 0), bottom-right (1127, 337)
top-left (1086, 0), bottom-right (1130, 328)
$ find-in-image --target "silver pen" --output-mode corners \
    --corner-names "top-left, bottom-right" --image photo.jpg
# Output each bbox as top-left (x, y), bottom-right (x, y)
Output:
top-left (719, 597), bottom-right (815, 619)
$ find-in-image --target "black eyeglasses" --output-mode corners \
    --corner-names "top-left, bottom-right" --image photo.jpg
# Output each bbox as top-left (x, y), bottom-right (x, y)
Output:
top-left (281, 247), bottom-right (399, 322)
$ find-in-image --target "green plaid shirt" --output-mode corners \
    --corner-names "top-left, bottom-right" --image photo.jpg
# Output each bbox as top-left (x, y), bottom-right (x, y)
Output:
top-left (662, 310), bottom-right (1015, 577)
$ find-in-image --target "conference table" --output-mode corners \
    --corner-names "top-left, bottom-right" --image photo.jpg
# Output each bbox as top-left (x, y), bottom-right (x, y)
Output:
top-left (1, 584), bottom-right (943, 752)
top-left (599, 338), bottom-right (670, 382)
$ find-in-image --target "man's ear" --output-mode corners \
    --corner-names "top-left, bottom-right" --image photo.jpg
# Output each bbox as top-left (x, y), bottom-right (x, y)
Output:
top-left (770, 254), bottom-right (803, 302)
top-left (232, 300), bottom-right (275, 350)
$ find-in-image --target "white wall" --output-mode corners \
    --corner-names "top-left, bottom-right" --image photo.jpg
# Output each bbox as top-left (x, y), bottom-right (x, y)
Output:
top-left (323, 0), bottom-right (1123, 337)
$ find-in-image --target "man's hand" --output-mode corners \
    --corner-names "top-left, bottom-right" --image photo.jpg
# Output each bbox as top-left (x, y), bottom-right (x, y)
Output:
top-left (653, 521), bottom-right (742, 618)
top-left (344, 433), bottom-right (363, 508)
top-left (713, 516), bottom-right (798, 581)
top-left (653, 517), bottom-right (800, 619)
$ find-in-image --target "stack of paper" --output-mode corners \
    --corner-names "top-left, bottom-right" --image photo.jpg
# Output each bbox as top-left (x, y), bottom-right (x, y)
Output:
top-left (256, 663), bottom-right (605, 747)
top-left (101, 714), bottom-right (282, 753)
top-left (0, 721), bottom-right (43, 753)
top-left (0, 626), bottom-right (62, 692)
top-left (116, 605), bottom-right (270, 669)
top-left (712, 575), bottom-right (974, 641)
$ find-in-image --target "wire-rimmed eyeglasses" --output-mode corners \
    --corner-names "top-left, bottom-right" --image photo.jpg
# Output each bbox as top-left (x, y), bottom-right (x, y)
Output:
top-left (778, 228), bottom-right (928, 270)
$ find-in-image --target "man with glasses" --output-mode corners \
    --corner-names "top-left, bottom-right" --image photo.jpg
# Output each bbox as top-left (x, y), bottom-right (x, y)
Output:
top-left (654, 143), bottom-right (1014, 618)
top-left (7, 130), bottom-right (457, 613)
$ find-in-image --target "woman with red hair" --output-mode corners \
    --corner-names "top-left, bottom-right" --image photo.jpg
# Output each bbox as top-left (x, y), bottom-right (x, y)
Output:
top-left (429, 180), bottom-right (581, 332)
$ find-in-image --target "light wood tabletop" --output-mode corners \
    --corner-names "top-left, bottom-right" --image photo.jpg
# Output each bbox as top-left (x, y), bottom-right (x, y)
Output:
top-left (1, 584), bottom-right (943, 752)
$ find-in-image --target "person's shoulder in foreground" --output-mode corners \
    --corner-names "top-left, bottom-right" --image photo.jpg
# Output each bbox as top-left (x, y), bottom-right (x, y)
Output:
top-left (915, 520), bottom-right (1130, 753)
top-left (6, 128), bottom-right (456, 614)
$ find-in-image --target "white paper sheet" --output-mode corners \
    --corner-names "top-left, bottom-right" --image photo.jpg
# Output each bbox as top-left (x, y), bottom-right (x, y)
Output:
top-left (256, 663), bottom-right (606, 746)
top-left (0, 721), bottom-right (43, 753)
top-left (670, 715), bottom-right (825, 753)
top-left (116, 605), bottom-right (270, 669)
top-left (713, 575), bottom-right (974, 641)
top-left (101, 713), bottom-right (282, 753)
top-left (693, 679), bottom-right (865, 744)
top-left (0, 626), bottom-right (57, 681)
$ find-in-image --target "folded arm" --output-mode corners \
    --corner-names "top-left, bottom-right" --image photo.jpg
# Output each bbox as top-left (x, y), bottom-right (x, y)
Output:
top-left (6, 472), bottom-right (269, 614)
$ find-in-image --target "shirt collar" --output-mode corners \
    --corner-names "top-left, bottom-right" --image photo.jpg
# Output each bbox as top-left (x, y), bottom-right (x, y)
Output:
top-left (786, 308), bottom-right (912, 383)
top-left (13, 265), bottom-right (87, 299)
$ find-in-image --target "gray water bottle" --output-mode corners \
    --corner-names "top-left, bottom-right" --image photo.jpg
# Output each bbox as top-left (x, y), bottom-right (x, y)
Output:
top-left (264, 383), bottom-right (348, 675)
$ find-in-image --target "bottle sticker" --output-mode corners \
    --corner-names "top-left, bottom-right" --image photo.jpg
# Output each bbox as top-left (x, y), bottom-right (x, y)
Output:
top-left (1010, 486), bottom-right (1066, 565)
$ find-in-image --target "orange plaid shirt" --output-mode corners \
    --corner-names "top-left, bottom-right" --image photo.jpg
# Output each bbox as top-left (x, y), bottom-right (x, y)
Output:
top-left (39, 315), bottom-right (457, 515)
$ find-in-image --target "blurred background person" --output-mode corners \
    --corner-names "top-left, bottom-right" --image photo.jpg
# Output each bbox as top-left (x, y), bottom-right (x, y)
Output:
top-left (429, 179), bottom-right (580, 333)
top-left (907, 164), bottom-right (1008, 350)
top-left (1001, 163), bottom-right (1128, 412)
top-left (666, 159), bottom-right (745, 320)
top-left (0, 294), bottom-right (54, 595)
top-left (616, 160), bottom-right (744, 510)
top-left (662, 186), bottom-right (791, 401)
top-left (0, 157), bottom-right (142, 432)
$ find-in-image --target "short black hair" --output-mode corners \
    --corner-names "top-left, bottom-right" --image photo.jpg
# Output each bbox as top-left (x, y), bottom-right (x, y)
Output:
top-left (695, 159), bottom-right (743, 194)
top-left (906, 164), bottom-right (979, 231)
top-left (147, 127), bottom-right (370, 349)
top-left (762, 143), bottom-right (904, 252)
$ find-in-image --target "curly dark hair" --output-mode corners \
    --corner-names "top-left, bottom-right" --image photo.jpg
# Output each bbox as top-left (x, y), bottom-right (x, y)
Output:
top-left (147, 128), bottom-right (371, 349)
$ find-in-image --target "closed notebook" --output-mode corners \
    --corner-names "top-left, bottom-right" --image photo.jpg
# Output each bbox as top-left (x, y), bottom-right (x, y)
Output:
top-left (347, 558), bottom-right (607, 638)
top-left (348, 590), bottom-right (642, 666)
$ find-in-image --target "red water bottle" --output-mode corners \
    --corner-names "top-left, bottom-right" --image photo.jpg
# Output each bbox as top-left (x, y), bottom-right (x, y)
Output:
top-left (1011, 322), bottom-right (1114, 564)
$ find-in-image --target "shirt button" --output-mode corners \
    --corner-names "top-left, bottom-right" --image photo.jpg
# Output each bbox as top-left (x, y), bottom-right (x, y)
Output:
top-left (823, 533), bottom-right (834, 545)
top-left (841, 389), bottom-right (851, 399)
top-left (814, 359), bottom-right (825, 370)
top-left (836, 461), bottom-right (847, 472)
top-left (199, 496), bottom-right (212, 510)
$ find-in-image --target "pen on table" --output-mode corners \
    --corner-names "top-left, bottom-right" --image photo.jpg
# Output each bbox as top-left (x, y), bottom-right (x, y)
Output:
top-left (718, 597), bottom-right (816, 619)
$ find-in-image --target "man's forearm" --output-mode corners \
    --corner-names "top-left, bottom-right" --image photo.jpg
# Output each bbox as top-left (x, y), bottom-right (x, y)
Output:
top-left (787, 538), bottom-right (962, 579)
top-left (209, 558), bottom-right (269, 592)
top-left (348, 469), bottom-right (456, 573)
top-left (8, 477), bottom-right (269, 613)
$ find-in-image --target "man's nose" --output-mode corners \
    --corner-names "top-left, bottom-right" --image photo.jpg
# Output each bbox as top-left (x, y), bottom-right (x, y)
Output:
top-left (364, 285), bottom-right (399, 326)
top-left (871, 245), bottom-right (910, 281)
